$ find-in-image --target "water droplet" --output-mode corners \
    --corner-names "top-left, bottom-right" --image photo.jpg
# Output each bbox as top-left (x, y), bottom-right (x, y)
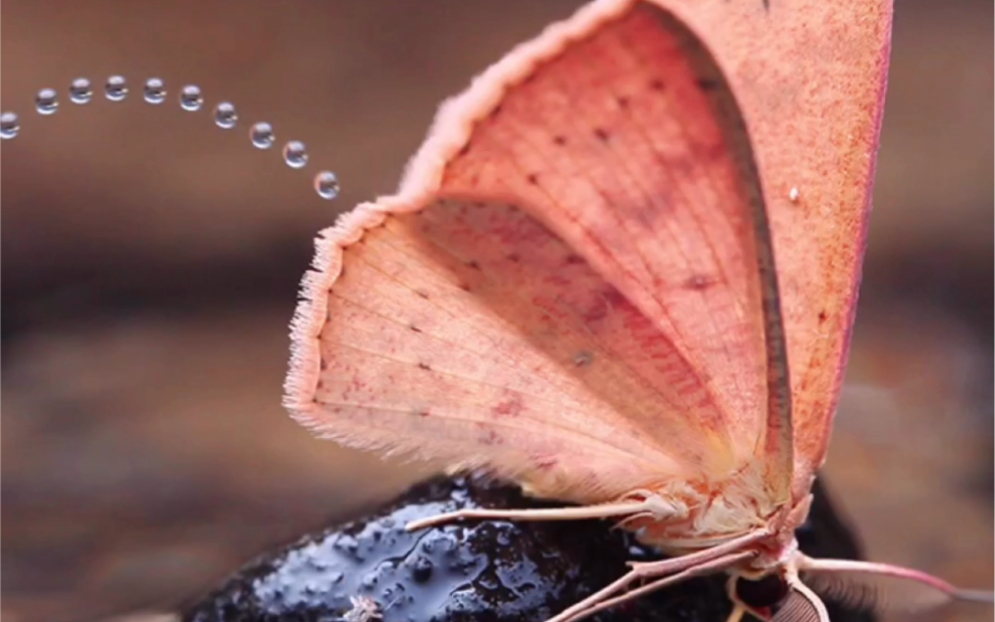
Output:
top-left (411, 556), bottom-right (433, 583)
top-left (250, 122), bottom-right (275, 149)
top-left (283, 140), bottom-right (308, 169)
top-left (1, 112), bottom-right (19, 140)
top-left (105, 75), bottom-right (128, 102)
top-left (69, 78), bottom-right (93, 104)
top-left (213, 102), bottom-right (237, 129)
top-left (789, 186), bottom-right (800, 203)
top-left (35, 88), bottom-right (58, 115)
top-left (314, 171), bottom-right (340, 200)
top-left (179, 84), bottom-right (203, 111)
top-left (143, 78), bottom-right (166, 105)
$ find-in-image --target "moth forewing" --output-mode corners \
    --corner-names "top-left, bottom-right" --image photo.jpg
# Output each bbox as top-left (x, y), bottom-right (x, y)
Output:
top-left (285, 0), bottom-right (992, 620)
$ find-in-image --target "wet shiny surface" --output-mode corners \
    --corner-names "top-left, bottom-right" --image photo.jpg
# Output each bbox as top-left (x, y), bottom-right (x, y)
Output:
top-left (183, 476), bottom-right (870, 622)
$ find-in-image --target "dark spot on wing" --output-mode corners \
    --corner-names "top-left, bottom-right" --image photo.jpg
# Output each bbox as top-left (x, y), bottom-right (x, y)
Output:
top-left (466, 260), bottom-right (481, 270)
top-left (601, 286), bottom-right (626, 307)
top-left (527, 173), bottom-right (539, 185)
top-left (409, 324), bottom-right (423, 333)
top-left (684, 275), bottom-right (717, 291)
top-left (492, 395), bottom-right (524, 418)
top-left (535, 457), bottom-right (558, 471)
top-left (417, 362), bottom-right (432, 371)
top-left (818, 310), bottom-right (828, 323)
top-left (697, 78), bottom-right (720, 91)
top-left (480, 428), bottom-right (502, 446)
top-left (416, 290), bottom-right (430, 299)
top-left (649, 79), bottom-right (665, 91)
top-left (564, 254), bottom-right (585, 265)
top-left (573, 351), bottom-right (594, 367)
top-left (616, 96), bottom-right (630, 109)
top-left (594, 128), bottom-right (610, 143)
top-left (584, 301), bottom-right (608, 323)
top-left (553, 135), bottom-right (567, 146)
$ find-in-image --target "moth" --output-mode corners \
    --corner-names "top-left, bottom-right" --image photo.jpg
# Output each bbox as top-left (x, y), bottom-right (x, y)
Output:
top-left (284, 0), bottom-right (993, 620)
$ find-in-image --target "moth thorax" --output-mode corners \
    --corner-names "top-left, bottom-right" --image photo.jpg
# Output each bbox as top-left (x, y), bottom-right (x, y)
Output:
top-left (0, 75), bottom-right (340, 201)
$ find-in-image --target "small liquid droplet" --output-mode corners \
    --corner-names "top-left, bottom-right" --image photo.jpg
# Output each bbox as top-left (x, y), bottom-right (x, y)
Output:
top-left (69, 78), bottom-right (93, 104)
top-left (283, 140), bottom-right (308, 169)
top-left (789, 187), bottom-right (800, 203)
top-left (179, 84), bottom-right (203, 111)
top-left (143, 78), bottom-right (166, 105)
top-left (1, 112), bottom-right (20, 140)
top-left (35, 88), bottom-right (58, 115)
top-left (105, 75), bottom-right (128, 102)
top-left (411, 556), bottom-right (433, 583)
top-left (213, 102), bottom-right (237, 129)
top-left (250, 122), bottom-right (275, 149)
top-left (314, 171), bottom-right (340, 200)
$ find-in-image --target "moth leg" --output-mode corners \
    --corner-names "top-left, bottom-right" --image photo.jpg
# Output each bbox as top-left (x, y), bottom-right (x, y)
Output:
top-left (544, 531), bottom-right (765, 622)
top-left (551, 550), bottom-right (755, 622)
top-left (723, 605), bottom-right (748, 622)
top-left (405, 497), bottom-right (674, 532)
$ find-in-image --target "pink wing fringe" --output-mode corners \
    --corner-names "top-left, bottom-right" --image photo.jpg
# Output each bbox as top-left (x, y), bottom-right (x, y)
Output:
top-left (285, 0), bottom-right (638, 417)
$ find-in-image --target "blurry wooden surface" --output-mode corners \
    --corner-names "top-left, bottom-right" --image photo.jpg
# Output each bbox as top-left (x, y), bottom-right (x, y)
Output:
top-left (1, 1), bottom-right (991, 621)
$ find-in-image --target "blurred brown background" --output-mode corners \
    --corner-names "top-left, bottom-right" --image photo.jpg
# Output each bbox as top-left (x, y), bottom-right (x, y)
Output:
top-left (1, 1), bottom-right (991, 621)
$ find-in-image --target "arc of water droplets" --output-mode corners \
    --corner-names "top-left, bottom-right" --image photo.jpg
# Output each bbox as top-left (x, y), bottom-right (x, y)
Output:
top-left (0, 75), bottom-right (340, 200)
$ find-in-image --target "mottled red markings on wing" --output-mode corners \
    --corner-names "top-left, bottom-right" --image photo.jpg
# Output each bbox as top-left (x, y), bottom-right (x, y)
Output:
top-left (309, 196), bottom-right (732, 500)
top-left (438, 6), bottom-right (771, 465)
top-left (492, 394), bottom-right (524, 418)
top-left (652, 0), bottom-right (892, 495)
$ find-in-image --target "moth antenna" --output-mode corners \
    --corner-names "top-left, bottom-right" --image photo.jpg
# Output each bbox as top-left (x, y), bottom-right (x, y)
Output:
top-left (0, 74), bottom-right (341, 201)
top-left (770, 580), bottom-right (829, 622)
top-left (796, 555), bottom-right (995, 613)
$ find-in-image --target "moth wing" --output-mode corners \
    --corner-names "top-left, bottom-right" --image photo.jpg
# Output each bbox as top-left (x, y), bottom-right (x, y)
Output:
top-left (287, 1), bottom-right (795, 504)
top-left (659, 0), bottom-right (894, 498)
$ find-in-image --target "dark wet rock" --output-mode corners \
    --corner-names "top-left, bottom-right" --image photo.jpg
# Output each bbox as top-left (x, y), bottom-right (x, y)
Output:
top-left (181, 476), bottom-right (872, 622)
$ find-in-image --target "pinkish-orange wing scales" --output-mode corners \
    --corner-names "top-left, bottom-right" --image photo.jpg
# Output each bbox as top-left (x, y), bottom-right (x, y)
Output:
top-left (435, 5), bottom-right (791, 497)
top-left (288, 0), bottom-right (794, 504)
top-left (296, 198), bottom-right (736, 502)
top-left (658, 0), bottom-right (893, 497)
